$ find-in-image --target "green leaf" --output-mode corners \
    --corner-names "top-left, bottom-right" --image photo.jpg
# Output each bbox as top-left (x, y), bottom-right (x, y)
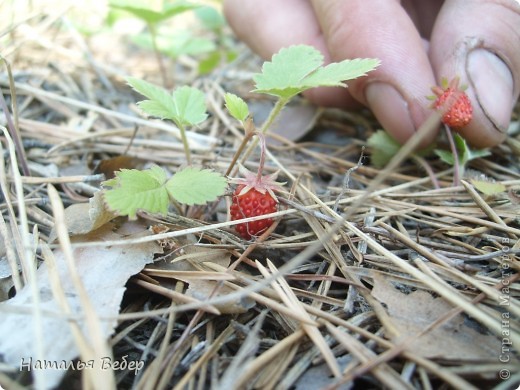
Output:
top-left (110, 1), bottom-right (199, 24)
top-left (252, 45), bottom-right (379, 99)
top-left (298, 58), bottom-right (381, 89)
top-left (434, 149), bottom-right (455, 166)
top-left (127, 77), bottom-right (175, 119)
top-left (170, 86), bottom-right (208, 126)
top-left (166, 167), bottom-right (227, 205)
top-left (198, 51), bottom-right (221, 74)
top-left (435, 134), bottom-right (490, 168)
top-left (224, 93), bottom-right (249, 122)
top-left (367, 130), bottom-right (401, 168)
top-left (195, 6), bottom-right (225, 31)
top-left (470, 179), bottom-right (506, 196)
top-left (102, 165), bottom-right (169, 219)
top-left (127, 77), bottom-right (208, 126)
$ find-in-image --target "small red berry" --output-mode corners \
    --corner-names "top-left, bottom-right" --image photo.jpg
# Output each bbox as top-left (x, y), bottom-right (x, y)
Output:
top-left (229, 164), bottom-right (284, 240)
top-left (230, 184), bottom-right (278, 240)
top-left (431, 77), bottom-right (473, 129)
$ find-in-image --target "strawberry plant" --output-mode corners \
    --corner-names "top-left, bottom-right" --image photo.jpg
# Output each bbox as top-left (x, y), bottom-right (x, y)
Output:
top-left (429, 77), bottom-right (486, 185)
top-left (126, 76), bottom-right (206, 165)
top-left (367, 76), bottom-right (487, 187)
top-left (108, 0), bottom-right (200, 86)
top-left (102, 44), bottom-right (378, 229)
top-left (103, 165), bottom-right (227, 219)
top-left (222, 46), bottom-right (378, 239)
top-left (228, 134), bottom-right (285, 240)
top-left (430, 77), bottom-right (473, 129)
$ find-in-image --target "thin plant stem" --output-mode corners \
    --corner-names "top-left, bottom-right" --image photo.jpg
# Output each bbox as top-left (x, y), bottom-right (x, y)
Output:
top-left (444, 124), bottom-right (461, 185)
top-left (238, 97), bottom-right (289, 170)
top-left (148, 22), bottom-right (169, 88)
top-left (412, 155), bottom-right (441, 189)
top-left (224, 120), bottom-right (255, 177)
top-left (255, 133), bottom-right (267, 183)
top-left (177, 122), bottom-right (192, 165)
top-left (259, 97), bottom-right (288, 134)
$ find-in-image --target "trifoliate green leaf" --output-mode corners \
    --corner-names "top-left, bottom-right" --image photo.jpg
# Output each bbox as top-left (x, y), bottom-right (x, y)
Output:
top-left (166, 167), bottom-right (227, 205)
top-left (435, 134), bottom-right (490, 167)
top-left (470, 179), bottom-right (506, 196)
top-left (102, 165), bottom-right (169, 219)
top-left (367, 130), bottom-right (401, 168)
top-left (224, 93), bottom-right (249, 122)
top-left (110, 1), bottom-right (200, 24)
top-left (127, 78), bottom-right (208, 126)
top-left (252, 45), bottom-right (379, 99)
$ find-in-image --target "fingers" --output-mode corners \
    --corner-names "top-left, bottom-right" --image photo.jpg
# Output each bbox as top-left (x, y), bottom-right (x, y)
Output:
top-left (430, 0), bottom-right (520, 147)
top-left (223, 0), bottom-right (358, 108)
top-left (309, 0), bottom-right (439, 145)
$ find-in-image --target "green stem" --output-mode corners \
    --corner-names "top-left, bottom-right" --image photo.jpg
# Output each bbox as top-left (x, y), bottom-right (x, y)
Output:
top-left (177, 122), bottom-right (192, 165)
top-left (237, 97), bottom-right (289, 170)
top-left (260, 97), bottom-right (288, 134)
top-left (225, 129), bottom-right (254, 177)
top-left (148, 22), bottom-right (169, 88)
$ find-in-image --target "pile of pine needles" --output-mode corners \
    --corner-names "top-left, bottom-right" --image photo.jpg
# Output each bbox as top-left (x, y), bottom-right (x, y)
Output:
top-left (1, 2), bottom-right (519, 389)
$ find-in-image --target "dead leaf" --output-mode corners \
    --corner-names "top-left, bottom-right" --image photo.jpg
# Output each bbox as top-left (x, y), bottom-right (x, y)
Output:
top-left (0, 222), bottom-right (160, 388)
top-left (93, 155), bottom-right (137, 180)
top-left (48, 191), bottom-right (117, 242)
top-left (371, 274), bottom-right (501, 360)
top-left (148, 242), bottom-right (254, 314)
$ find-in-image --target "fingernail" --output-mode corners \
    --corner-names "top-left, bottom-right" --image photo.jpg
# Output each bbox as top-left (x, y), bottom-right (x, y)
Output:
top-left (365, 82), bottom-right (415, 144)
top-left (467, 49), bottom-right (513, 131)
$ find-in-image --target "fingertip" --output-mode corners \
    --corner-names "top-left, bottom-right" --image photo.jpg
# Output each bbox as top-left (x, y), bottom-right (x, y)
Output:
top-left (365, 82), bottom-right (437, 147)
top-left (429, 0), bottom-right (520, 148)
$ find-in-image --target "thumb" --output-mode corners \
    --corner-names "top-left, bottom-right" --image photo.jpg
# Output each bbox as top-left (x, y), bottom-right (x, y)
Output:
top-left (430, 0), bottom-right (520, 148)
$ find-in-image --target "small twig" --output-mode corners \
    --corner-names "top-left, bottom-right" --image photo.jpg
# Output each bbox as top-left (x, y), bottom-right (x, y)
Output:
top-left (333, 147), bottom-right (364, 212)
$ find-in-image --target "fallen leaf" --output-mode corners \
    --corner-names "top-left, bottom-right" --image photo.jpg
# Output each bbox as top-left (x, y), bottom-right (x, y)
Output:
top-left (470, 179), bottom-right (506, 196)
top-left (0, 222), bottom-right (160, 388)
top-left (371, 274), bottom-right (501, 360)
top-left (48, 191), bottom-right (118, 242)
top-left (148, 241), bottom-right (254, 314)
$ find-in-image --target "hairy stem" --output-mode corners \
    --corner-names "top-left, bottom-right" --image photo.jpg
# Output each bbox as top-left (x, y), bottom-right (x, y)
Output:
top-left (259, 97), bottom-right (288, 134)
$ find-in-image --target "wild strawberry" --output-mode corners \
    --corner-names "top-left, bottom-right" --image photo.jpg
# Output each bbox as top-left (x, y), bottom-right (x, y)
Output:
top-left (430, 77), bottom-right (472, 129)
top-left (229, 164), bottom-right (284, 240)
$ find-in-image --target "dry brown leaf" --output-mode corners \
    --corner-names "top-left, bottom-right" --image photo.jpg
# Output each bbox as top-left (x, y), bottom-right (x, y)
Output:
top-left (371, 274), bottom-right (501, 361)
top-left (0, 222), bottom-right (160, 387)
top-left (48, 191), bottom-right (117, 242)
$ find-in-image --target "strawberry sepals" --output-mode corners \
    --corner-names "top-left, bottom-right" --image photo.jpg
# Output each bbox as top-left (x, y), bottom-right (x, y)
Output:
top-left (228, 163), bottom-right (285, 202)
top-left (430, 76), bottom-right (473, 130)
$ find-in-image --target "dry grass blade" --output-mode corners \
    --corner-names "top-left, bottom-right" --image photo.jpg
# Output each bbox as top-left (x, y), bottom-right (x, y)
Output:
top-left (47, 184), bottom-right (116, 389)
top-left (257, 259), bottom-right (342, 378)
top-left (1, 3), bottom-right (519, 388)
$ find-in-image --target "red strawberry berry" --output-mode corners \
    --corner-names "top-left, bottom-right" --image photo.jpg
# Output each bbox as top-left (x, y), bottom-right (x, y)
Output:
top-left (229, 164), bottom-right (284, 240)
top-left (431, 77), bottom-right (473, 129)
top-left (230, 184), bottom-right (278, 240)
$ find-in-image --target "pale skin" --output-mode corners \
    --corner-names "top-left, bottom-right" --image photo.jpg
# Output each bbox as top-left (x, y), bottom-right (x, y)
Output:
top-left (223, 0), bottom-right (520, 148)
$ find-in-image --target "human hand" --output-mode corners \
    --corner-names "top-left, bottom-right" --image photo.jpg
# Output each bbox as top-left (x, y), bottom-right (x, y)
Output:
top-left (223, 0), bottom-right (520, 148)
